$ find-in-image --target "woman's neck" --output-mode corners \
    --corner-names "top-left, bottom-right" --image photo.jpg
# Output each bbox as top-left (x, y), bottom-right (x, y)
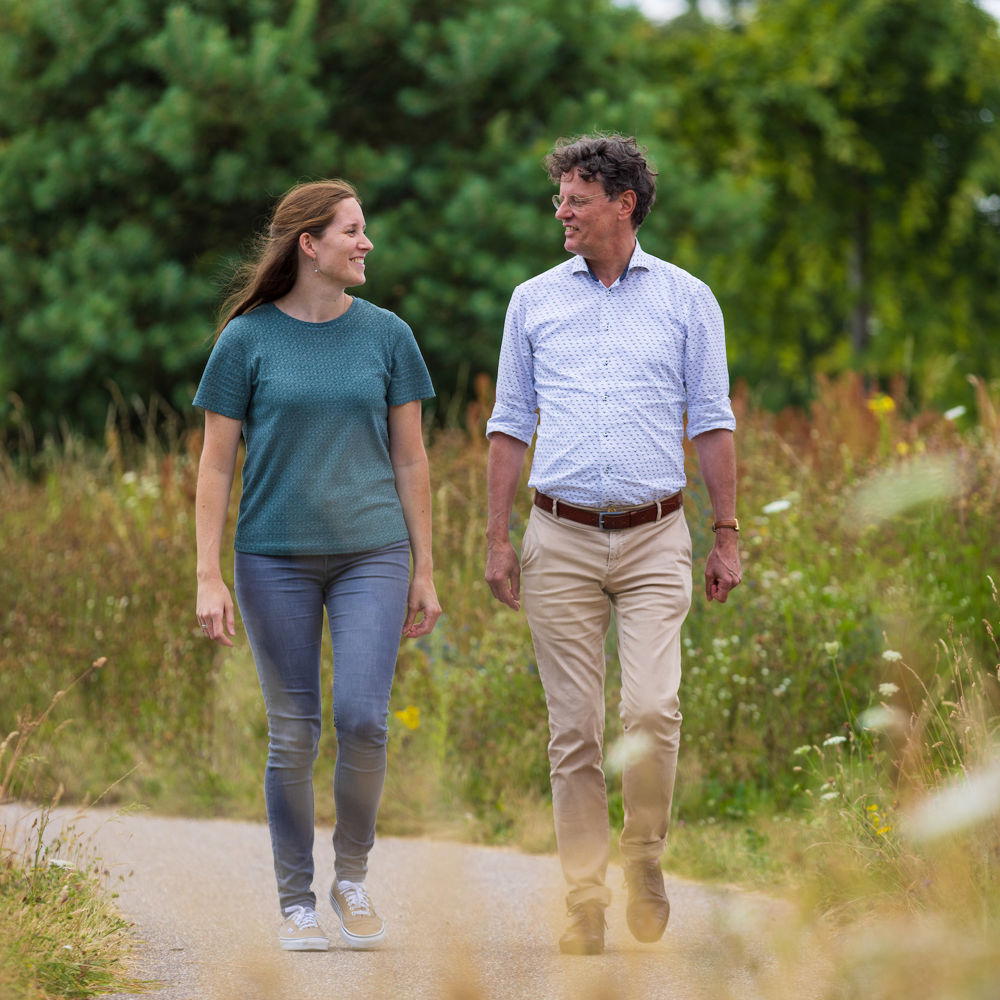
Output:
top-left (273, 284), bottom-right (352, 323)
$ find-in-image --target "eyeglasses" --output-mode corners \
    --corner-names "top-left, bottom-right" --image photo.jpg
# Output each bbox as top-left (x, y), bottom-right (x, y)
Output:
top-left (551, 193), bottom-right (607, 211)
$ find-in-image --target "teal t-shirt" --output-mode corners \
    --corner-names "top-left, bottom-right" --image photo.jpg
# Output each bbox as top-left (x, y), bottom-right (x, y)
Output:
top-left (193, 299), bottom-right (435, 555)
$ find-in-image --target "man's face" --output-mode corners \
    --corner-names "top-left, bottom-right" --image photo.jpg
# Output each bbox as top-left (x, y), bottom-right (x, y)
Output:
top-left (554, 169), bottom-right (623, 260)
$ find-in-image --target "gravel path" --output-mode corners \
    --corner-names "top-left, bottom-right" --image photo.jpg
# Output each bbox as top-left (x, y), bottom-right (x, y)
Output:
top-left (4, 805), bottom-right (818, 1000)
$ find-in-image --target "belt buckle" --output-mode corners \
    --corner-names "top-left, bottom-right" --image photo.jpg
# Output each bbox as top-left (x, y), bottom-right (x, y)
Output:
top-left (597, 508), bottom-right (620, 529)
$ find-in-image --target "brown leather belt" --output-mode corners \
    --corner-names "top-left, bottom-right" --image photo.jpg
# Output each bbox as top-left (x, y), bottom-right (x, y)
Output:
top-left (533, 490), bottom-right (682, 530)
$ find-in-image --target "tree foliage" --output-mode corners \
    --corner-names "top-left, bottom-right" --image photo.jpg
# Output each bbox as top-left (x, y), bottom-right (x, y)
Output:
top-left (1, 0), bottom-right (998, 440)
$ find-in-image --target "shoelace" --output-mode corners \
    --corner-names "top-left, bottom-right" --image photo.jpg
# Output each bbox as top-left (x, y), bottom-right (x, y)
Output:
top-left (338, 881), bottom-right (373, 916)
top-left (286, 905), bottom-right (320, 929)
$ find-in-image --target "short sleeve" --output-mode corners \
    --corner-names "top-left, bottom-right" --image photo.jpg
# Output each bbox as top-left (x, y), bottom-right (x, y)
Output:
top-left (192, 319), bottom-right (253, 420)
top-left (387, 318), bottom-right (435, 406)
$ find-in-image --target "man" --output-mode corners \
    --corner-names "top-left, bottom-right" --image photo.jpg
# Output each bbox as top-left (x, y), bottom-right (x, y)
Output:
top-left (485, 135), bottom-right (741, 955)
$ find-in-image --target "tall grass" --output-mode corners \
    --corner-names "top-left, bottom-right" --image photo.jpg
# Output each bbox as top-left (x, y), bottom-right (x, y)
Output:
top-left (1, 662), bottom-right (144, 999)
top-left (1, 374), bottom-right (998, 840)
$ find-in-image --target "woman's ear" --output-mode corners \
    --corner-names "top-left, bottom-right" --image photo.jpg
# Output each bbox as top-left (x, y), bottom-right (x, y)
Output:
top-left (299, 231), bottom-right (315, 259)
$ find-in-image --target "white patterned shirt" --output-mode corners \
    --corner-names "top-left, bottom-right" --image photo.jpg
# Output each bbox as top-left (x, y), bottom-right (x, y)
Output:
top-left (486, 241), bottom-right (735, 507)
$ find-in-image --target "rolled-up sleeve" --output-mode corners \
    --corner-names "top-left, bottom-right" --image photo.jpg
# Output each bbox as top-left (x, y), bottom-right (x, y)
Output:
top-left (684, 281), bottom-right (736, 439)
top-left (486, 285), bottom-right (539, 444)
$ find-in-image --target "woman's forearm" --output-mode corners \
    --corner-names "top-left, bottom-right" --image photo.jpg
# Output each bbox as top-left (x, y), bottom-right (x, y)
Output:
top-left (388, 400), bottom-right (434, 576)
top-left (393, 454), bottom-right (434, 575)
top-left (195, 412), bottom-right (242, 580)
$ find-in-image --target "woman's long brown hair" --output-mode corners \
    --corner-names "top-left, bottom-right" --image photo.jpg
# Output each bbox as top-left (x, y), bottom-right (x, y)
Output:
top-left (215, 179), bottom-right (360, 338)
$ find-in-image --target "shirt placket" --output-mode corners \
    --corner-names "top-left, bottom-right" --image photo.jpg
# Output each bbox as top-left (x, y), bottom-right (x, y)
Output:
top-left (598, 282), bottom-right (616, 503)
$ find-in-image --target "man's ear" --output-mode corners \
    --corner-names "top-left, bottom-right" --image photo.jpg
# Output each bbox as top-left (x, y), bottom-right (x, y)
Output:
top-left (618, 190), bottom-right (637, 222)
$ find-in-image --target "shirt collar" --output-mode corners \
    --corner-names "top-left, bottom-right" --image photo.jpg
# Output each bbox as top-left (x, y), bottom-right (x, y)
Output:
top-left (571, 239), bottom-right (652, 284)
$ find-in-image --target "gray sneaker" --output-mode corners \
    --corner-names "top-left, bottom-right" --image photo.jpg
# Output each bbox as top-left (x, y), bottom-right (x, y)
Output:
top-left (329, 879), bottom-right (386, 949)
top-left (278, 905), bottom-right (329, 951)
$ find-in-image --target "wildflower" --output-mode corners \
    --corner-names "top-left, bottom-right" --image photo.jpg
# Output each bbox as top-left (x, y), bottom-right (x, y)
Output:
top-left (896, 441), bottom-right (910, 456)
top-left (824, 641), bottom-right (840, 657)
top-left (901, 759), bottom-right (1000, 842)
top-left (867, 394), bottom-right (895, 415)
top-left (878, 682), bottom-right (900, 697)
top-left (605, 731), bottom-right (655, 775)
top-left (820, 792), bottom-right (839, 802)
top-left (881, 650), bottom-right (903, 662)
top-left (877, 826), bottom-right (892, 836)
top-left (859, 705), bottom-right (904, 732)
top-left (792, 745), bottom-right (813, 757)
top-left (393, 705), bottom-right (420, 730)
top-left (943, 405), bottom-right (966, 421)
top-left (762, 498), bottom-right (792, 515)
top-left (852, 454), bottom-right (962, 526)
top-left (823, 735), bottom-right (847, 746)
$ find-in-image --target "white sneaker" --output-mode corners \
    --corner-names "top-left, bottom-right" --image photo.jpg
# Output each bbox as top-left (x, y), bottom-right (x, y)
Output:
top-left (278, 905), bottom-right (329, 951)
top-left (329, 880), bottom-right (386, 949)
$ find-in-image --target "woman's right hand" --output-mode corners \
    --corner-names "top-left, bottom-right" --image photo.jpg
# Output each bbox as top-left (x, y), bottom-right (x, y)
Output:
top-left (196, 577), bottom-right (236, 646)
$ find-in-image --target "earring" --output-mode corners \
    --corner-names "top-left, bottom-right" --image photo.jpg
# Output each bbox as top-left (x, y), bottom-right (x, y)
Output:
top-left (313, 259), bottom-right (319, 274)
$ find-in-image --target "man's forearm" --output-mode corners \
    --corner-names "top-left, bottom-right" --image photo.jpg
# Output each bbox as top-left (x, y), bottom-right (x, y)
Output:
top-left (692, 428), bottom-right (737, 521)
top-left (486, 432), bottom-right (529, 542)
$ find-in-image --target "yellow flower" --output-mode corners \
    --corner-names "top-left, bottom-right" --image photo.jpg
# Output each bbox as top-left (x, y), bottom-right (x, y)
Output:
top-left (896, 441), bottom-right (909, 456)
top-left (867, 394), bottom-right (895, 414)
top-left (394, 705), bottom-right (420, 730)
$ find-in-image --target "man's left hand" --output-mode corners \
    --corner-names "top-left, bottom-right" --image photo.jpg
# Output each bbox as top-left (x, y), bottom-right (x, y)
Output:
top-left (705, 535), bottom-right (742, 603)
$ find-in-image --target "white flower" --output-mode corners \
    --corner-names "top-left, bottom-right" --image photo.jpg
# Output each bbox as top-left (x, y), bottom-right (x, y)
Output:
top-left (859, 706), bottom-right (905, 732)
top-left (881, 650), bottom-right (903, 662)
top-left (878, 682), bottom-right (900, 697)
top-left (902, 759), bottom-right (1000, 842)
top-left (824, 641), bottom-right (840, 656)
top-left (943, 405), bottom-right (966, 421)
top-left (762, 499), bottom-right (792, 515)
top-left (820, 791), bottom-right (840, 801)
top-left (604, 731), bottom-right (655, 776)
top-left (792, 745), bottom-right (813, 756)
top-left (823, 735), bottom-right (847, 746)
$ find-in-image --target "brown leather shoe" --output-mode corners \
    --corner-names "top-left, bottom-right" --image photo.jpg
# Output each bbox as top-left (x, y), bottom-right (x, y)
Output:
top-left (558, 900), bottom-right (606, 955)
top-left (624, 861), bottom-right (670, 942)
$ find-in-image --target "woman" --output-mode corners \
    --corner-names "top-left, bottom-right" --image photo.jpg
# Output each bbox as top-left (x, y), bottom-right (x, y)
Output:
top-left (194, 179), bottom-right (441, 952)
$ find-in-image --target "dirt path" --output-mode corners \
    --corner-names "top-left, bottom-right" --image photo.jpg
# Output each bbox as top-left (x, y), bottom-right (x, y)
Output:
top-left (4, 806), bottom-right (817, 1000)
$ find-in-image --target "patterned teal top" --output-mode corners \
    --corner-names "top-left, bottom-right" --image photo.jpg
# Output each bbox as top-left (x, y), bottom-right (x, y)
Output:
top-left (194, 299), bottom-right (434, 555)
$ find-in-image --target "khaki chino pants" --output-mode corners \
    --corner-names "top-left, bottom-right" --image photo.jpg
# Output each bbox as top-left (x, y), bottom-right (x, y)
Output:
top-left (521, 503), bottom-right (693, 908)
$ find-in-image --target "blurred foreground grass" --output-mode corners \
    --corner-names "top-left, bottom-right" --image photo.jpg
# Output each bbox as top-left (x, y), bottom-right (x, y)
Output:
top-left (2, 373), bottom-right (999, 997)
top-left (1, 668), bottom-right (145, 999)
